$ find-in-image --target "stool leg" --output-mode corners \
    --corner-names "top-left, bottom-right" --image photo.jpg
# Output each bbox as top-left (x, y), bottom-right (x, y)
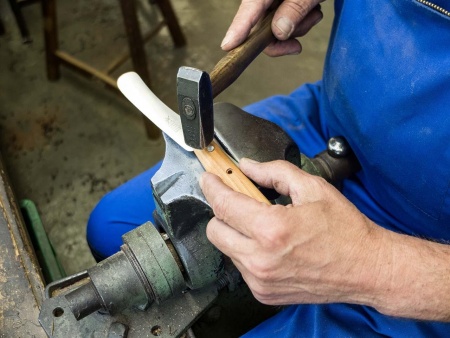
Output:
top-left (7, 0), bottom-right (32, 43)
top-left (119, 0), bottom-right (161, 139)
top-left (42, 0), bottom-right (60, 80)
top-left (0, 17), bottom-right (5, 35)
top-left (155, 0), bottom-right (186, 47)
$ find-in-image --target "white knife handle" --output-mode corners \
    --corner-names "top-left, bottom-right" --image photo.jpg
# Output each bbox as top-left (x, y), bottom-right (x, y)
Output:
top-left (117, 72), bottom-right (193, 152)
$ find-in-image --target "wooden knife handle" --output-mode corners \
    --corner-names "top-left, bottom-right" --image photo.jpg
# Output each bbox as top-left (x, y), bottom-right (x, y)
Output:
top-left (210, 10), bottom-right (276, 98)
top-left (194, 141), bottom-right (271, 205)
top-left (196, 6), bottom-right (281, 204)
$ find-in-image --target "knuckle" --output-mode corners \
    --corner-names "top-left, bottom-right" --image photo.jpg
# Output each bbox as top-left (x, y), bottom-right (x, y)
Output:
top-left (310, 174), bottom-right (328, 188)
top-left (246, 257), bottom-right (276, 282)
top-left (237, 0), bottom-right (269, 25)
top-left (292, 173), bottom-right (330, 202)
top-left (249, 281), bottom-right (272, 301)
top-left (269, 160), bottom-right (294, 191)
top-left (205, 221), bottom-right (216, 242)
top-left (272, 178), bottom-right (289, 195)
top-left (296, 9), bottom-right (323, 36)
top-left (211, 191), bottom-right (232, 220)
top-left (259, 227), bottom-right (285, 249)
top-left (256, 208), bottom-right (289, 248)
top-left (282, 0), bottom-right (312, 20)
top-left (272, 159), bottom-right (289, 169)
top-left (240, 0), bottom-right (265, 10)
top-left (309, 175), bottom-right (330, 195)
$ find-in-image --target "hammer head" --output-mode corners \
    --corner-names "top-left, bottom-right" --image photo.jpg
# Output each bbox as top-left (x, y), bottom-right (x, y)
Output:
top-left (177, 67), bottom-right (214, 149)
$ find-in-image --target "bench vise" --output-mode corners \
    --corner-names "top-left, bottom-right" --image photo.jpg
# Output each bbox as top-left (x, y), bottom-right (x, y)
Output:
top-left (38, 101), bottom-right (359, 337)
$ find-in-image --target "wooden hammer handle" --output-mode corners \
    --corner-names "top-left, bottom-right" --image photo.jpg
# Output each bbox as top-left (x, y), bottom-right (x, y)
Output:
top-left (210, 10), bottom-right (276, 98)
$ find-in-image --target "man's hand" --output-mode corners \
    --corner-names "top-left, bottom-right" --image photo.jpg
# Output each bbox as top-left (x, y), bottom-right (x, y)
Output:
top-left (200, 159), bottom-right (384, 305)
top-left (222, 0), bottom-right (325, 56)
top-left (200, 159), bottom-right (450, 321)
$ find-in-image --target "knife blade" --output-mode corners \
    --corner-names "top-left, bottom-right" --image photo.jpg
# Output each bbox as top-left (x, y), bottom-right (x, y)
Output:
top-left (117, 72), bottom-right (270, 205)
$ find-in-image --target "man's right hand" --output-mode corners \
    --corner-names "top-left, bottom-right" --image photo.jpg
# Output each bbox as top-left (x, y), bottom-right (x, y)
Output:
top-left (222, 0), bottom-right (325, 57)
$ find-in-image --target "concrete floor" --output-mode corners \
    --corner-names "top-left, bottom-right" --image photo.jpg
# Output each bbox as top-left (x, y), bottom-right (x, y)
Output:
top-left (0, 0), bottom-right (333, 278)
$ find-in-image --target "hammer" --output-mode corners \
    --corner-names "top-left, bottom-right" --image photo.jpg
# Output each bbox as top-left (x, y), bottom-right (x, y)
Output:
top-left (178, 7), bottom-right (277, 148)
top-left (177, 7), bottom-right (279, 205)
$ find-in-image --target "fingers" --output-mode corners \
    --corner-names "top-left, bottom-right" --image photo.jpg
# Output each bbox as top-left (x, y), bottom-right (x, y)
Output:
top-left (200, 172), bottom-right (273, 238)
top-left (264, 39), bottom-right (302, 57)
top-left (221, 0), bottom-right (274, 50)
top-left (272, 1), bottom-right (323, 40)
top-left (222, 0), bottom-right (324, 57)
top-left (206, 217), bottom-right (254, 263)
top-left (290, 4), bottom-right (323, 38)
top-left (239, 158), bottom-right (329, 205)
top-left (264, 4), bottom-right (323, 56)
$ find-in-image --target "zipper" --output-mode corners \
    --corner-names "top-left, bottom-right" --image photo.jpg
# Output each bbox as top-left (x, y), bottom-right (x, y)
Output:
top-left (416, 0), bottom-right (450, 17)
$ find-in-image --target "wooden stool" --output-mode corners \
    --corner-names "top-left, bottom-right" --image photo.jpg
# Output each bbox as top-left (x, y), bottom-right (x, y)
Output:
top-left (5, 0), bottom-right (39, 43)
top-left (41, 0), bottom-right (186, 139)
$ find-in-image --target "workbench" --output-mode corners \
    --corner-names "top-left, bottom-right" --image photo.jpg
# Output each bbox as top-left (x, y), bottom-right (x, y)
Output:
top-left (0, 153), bottom-right (46, 336)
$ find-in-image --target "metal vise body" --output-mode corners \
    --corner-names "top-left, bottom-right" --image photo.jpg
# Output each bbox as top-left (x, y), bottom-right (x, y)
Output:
top-left (39, 103), bottom-right (359, 337)
top-left (151, 102), bottom-right (302, 290)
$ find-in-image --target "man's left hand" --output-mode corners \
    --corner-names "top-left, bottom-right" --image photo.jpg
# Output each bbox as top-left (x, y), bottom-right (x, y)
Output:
top-left (200, 159), bottom-right (385, 306)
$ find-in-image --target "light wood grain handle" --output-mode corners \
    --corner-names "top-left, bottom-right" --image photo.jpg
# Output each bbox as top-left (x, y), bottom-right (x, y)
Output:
top-left (194, 141), bottom-right (271, 205)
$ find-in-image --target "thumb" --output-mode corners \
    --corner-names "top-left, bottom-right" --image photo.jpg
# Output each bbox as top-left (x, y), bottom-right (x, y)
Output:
top-left (239, 158), bottom-right (328, 205)
top-left (272, 0), bottom-right (323, 40)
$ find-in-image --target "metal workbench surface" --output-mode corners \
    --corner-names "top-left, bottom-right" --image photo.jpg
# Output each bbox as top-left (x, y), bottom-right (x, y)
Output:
top-left (0, 153), bottom-right (46, 337)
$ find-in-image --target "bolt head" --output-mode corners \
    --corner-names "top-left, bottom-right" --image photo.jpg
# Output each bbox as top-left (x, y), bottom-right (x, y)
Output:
top-left (327, 136), bottom-right (349, 158)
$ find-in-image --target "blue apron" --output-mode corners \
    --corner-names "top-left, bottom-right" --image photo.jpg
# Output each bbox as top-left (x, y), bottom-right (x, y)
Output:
top-left (241, 0), bottom-right (450, 336)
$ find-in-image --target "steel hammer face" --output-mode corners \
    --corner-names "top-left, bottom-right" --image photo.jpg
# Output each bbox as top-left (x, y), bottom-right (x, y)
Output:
top-left (177, 67), bottom-right (214, 149)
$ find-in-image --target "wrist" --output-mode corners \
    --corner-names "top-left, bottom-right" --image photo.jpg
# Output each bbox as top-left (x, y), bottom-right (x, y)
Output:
top-left (355, 225), bottom-right (450, 321)
top-left (340, 220), bottom-right (395, 309)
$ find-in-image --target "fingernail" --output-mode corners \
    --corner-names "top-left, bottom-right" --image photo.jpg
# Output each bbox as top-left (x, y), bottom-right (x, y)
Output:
top-left (221, 30), bottom-right (234, 48)
top-left (274, 17), bottom-right (294, 39)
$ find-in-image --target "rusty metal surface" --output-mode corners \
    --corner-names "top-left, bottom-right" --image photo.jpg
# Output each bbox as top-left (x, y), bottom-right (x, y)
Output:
top-left (0, 152), bottom-right (46, 337)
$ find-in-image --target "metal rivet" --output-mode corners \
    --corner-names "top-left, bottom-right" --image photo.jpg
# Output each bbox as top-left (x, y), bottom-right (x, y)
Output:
top-left (207, 145), bottom-right (215, 152)
top-left (184, 104), bottom-right (194, 117)
top-left (181, 97), bottom-right (196, 120)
